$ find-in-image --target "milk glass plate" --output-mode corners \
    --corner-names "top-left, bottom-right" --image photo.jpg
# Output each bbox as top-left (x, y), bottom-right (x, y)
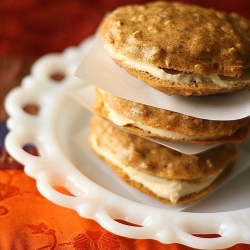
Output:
top-left (4, 37), bottom-right (250, 249)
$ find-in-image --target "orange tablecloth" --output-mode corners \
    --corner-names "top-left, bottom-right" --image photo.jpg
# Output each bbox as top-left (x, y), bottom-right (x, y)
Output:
top-left (1, 1), bottom-right (250, 249)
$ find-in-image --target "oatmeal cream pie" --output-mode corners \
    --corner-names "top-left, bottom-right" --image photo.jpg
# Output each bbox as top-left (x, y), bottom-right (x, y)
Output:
top-left (93, 88), bottom-right (250, 145)
top-left (89, 115), bottom-right (238, 204)
top-left (100, 1), bottom-right (250, 96)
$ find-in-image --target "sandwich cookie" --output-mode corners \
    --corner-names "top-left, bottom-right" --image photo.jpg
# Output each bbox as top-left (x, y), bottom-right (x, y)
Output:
top-left (89, 115), bottom-right (238, 204)
top-left (93, 88), bottom-right (250, 145)
top-left (100, 1), bottom-right (250, 96)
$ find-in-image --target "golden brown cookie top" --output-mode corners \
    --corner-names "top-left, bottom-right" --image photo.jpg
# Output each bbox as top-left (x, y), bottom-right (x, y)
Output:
top-left (94, 88), bottom-right (250, 143)
top-left (100, 1), bottom-right (250, 77)
top-left (90, 115), bottom-right (238, 180)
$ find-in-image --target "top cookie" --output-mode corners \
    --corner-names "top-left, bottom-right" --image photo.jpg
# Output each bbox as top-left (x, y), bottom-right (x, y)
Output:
top-left (100, 1), bottom-right (250, 95)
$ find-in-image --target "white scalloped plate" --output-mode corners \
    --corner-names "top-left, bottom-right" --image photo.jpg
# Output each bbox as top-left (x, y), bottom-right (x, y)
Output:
top-left (4, 37), bottom-right (250, 249)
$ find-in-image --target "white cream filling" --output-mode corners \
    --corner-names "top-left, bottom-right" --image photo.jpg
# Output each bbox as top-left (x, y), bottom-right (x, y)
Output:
top-left (104, 101), bottom-right (213, 140)
top-left (90, 135), bottom-right (222, 203)
top-left (105, 44), bottom-right (250, 87)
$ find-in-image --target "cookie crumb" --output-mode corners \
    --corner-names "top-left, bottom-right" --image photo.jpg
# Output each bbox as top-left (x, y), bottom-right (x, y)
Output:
top-left (206, 159), bottom-right (213, 168)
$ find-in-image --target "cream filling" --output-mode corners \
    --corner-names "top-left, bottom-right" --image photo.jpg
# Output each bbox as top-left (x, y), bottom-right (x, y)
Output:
top-left (104, 101), bottom-right (214, 140)
top-left (90, 135), bottom-right (222, 203)
top-left (105, 44), bottom-right (250, 87)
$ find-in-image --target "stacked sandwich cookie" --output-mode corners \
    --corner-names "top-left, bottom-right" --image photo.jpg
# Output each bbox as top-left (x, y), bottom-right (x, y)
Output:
top-left (89, 115), bottom-right (238, 204)
top-left (99, 1), bottom-right (250, 96)
top-left (88, 1), bottom-right (250, 205)
top-left (93, 88), bottom-right (250, 145)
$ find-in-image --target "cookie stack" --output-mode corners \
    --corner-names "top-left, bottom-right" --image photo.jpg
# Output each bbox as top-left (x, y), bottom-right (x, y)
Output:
top-left (88, 1), bottom-right (250, 204)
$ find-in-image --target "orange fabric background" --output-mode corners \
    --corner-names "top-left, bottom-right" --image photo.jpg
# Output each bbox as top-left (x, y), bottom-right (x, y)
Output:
top-left (1, 1), bottom-right (250, 249)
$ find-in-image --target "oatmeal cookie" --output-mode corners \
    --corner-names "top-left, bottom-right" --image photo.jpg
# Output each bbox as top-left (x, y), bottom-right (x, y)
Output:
top-left (100, 1), bottom-right (250, 95)
top-left (93, 88), bottom-right (250, 144)
top-left (89, 115), bottom-right (237, 204)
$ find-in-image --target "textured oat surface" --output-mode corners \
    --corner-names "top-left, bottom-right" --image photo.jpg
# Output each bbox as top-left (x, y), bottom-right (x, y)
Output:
top-left (93, 88), bottom-right (250, 144)
top-left (100, 1), bottom-right (250, 95)
top-left (100, 1), bottom-right (250, 77)
top-left (89, 115), bottom-right (238, 179)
